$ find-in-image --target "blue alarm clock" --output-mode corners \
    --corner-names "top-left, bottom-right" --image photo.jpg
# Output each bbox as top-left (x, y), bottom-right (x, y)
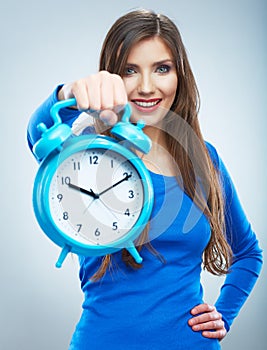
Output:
top-left (32, 98), bottom-right (154, 268)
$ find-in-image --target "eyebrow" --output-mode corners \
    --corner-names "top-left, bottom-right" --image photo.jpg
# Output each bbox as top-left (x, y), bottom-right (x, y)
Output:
top-left (125, 59), bottom-right (174, 68)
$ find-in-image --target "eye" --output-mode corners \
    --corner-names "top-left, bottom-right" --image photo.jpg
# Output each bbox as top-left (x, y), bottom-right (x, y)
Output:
top-left (156, 65), bottom-right (171, 74)
top-left (124, 66), bottom-right (136, 75)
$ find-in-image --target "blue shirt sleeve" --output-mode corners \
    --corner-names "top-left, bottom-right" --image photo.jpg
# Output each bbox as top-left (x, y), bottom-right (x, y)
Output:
top-left (27, 85), bottom-right (81, 156)
top-left (206, 142), bottom-right (263, 332)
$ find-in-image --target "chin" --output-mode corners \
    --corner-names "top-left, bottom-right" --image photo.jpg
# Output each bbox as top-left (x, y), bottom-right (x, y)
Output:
top-left (130, 108), bottom-right (168, 128)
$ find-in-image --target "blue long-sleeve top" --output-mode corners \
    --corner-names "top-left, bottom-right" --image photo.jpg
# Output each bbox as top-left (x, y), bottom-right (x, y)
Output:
top-left (27, 87), bottom-right (263, 350)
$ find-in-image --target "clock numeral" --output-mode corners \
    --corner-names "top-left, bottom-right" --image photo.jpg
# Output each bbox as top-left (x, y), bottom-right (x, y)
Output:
top-left (61, 176), bottom-right (71, 185)
top-left (112, 222), bottom-right (118, 230)
top-left (63, 212), bottom-right (69, 220)
top-left (76, 224), bottom-right (82, 232)
top-left (128, 190), bottom-right (134, 199)
top-left (94, 228), bottom-right (101, 236)
top-left (57, 194), bottom-right (63, 202)
top-left (124, 208), bottom-right (130, 216)
top-left (73, 161), bottom-right (81, 171)
top-left (111, 159), bottom-right (114, 168)
top-left (89, 155), bottom-right (99, 165)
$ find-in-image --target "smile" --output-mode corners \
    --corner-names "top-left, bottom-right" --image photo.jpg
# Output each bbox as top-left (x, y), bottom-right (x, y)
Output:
top-left (132, 99), bottom-right (161, 108)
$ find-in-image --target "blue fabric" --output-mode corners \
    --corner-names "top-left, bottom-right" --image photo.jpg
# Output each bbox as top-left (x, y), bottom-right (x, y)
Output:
top-left (27, 87), bottom-right (263, 350)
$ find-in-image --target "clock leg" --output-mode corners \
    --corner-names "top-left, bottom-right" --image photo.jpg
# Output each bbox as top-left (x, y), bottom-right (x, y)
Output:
top-left (55, 245), bottom-right (71, 268)
top-left (125, 241), bottom-right (143, 264)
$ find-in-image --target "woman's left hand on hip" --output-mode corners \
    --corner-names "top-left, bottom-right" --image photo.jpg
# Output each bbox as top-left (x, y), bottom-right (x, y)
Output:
top-left (188, 303), bottom-right (227, 340)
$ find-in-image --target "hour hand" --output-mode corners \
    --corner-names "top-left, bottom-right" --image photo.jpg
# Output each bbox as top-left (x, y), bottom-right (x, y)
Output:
top-left (68, 183), bottom-right (99, 199)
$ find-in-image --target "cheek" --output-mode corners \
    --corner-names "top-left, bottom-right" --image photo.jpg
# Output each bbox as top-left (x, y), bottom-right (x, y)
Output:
top-left (162, 76), bottom-right (178, 98)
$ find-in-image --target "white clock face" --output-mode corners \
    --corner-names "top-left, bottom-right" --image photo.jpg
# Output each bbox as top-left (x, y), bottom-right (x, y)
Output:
top-left (48, 148), bottom-right (145, 247)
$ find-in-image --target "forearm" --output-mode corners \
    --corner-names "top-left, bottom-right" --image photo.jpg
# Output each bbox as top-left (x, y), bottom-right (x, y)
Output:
top-left (215, 250), bottom-right (263, 331)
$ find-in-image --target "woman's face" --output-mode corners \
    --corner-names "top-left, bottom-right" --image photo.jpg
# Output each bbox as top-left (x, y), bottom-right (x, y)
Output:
top-left (122, 36), bottom-right (178, 127)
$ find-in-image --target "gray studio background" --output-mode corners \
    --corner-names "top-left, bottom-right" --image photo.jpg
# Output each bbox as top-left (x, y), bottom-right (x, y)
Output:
top-left (1, 0), bottom-right (266, 349)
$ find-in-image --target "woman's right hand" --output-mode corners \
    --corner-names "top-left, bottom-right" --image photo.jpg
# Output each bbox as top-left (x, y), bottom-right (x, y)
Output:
top-left (58, 71), bottom-right (128, 125)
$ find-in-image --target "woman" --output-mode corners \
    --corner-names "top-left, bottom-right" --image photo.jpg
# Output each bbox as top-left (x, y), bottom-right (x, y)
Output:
top-left (27, 9), bottom-right (263, 350)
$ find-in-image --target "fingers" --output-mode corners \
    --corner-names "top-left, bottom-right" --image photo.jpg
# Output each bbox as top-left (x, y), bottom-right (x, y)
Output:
top-left (104, 72), bottom-right (128, 108)
top-left (188, 303), bottom-right (227, 340)
top-left (202, 328), bottom-right (227, 340)
top-left (61, 71), bottom-right (127, 110)
top-left (190, 303), bottom-right (215, 315)
top-left (99, 110), bottom-right (118, 126)
top-left (112, 73), bottom-right (128, 106)
top-left (59, 71), bottom-right (128, 125)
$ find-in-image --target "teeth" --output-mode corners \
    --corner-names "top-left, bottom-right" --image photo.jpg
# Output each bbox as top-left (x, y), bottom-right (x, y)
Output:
top-left (134, 100), bottom-right (159, 107)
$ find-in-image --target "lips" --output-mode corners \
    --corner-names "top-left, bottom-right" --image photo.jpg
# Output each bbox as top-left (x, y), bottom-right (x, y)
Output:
top-left (131, 99), bottom-right (162, 113)
top-left (132, 98), bottom-right (161, 107)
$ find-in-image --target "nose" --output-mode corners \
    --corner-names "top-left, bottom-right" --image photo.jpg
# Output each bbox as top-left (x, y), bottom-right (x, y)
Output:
top-left (137, 72), bottom-right (155, 95)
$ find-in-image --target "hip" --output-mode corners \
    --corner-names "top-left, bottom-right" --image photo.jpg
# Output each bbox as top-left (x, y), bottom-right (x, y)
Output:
top-left (69, 309), bottom-right (221, 350)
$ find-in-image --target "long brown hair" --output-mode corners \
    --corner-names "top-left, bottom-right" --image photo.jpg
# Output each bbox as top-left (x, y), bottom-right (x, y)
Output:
top-left (91, 9), bottom-right (232, 281)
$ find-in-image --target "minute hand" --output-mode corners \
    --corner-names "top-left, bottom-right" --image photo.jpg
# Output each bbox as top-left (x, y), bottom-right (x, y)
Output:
top-left (98, 174), bottom-right (132, 197)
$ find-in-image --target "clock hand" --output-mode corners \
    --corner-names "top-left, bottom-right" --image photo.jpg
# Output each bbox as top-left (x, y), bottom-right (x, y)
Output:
top-left (68, 183), bottom-right (99, 199)
top-left (99, 198), bottom-right (118, 220)
top-left (82, 193), bottom-right (118, 219)
top-left (98, 173), bottom-right (132, 197)
top-left (83, 197), bottom-right (96, 214)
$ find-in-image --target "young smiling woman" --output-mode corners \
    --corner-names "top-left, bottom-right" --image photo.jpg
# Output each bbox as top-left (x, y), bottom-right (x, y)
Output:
top-left (27, 9), bottom-right (262, 350)
top-left (123, 36), bottom-right (178, 176)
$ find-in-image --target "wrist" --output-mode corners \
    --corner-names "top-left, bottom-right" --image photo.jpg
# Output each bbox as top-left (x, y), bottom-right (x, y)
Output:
top-left (57, 85), bottom-right (65, 101)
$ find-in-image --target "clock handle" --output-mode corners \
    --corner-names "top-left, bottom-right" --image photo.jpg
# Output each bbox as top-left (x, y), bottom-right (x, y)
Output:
top-left (32, 99), bottom-right (77, 160)
top-left (34, 98), bottom-right (151, 159)
top-left (50, 98), bottom-right (150, 151)
top-left (49, 98), bottom-right (77, 124)
top-left (110, 104), bottom-right (152, 154)
top-left (125, 241), bottom-right (143, 264)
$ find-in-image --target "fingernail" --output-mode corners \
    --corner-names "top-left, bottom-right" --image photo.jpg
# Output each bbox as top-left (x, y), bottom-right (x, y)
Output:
top-left (188, 319), bottom-right (194, 326)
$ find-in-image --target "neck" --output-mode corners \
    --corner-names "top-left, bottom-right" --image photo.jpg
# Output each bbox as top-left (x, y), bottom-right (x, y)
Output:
top-left (138, 125), bottom-right (177, 176)
top-left (143, 124), bottom-right (167, 150)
